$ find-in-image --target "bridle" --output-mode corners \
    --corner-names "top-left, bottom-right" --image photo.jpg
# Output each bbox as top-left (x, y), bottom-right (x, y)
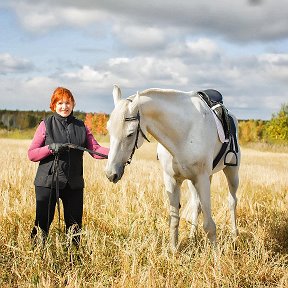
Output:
top-left (124, 99), bottom-right (150, 165)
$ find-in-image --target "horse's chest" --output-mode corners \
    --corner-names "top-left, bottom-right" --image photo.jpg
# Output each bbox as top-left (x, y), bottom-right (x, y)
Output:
top-left (173, 158), bottom-right (207, 180)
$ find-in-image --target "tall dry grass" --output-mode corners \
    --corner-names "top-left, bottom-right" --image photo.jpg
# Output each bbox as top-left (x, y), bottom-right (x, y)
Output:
top-left (0, 138), bottom-right (288, 287)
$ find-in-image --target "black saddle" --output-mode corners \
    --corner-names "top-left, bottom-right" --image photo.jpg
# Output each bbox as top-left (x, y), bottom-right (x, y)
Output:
top-left (197, 89), bottom-right (228, 137)
top-left (198, 89), bottom-right (223, 104)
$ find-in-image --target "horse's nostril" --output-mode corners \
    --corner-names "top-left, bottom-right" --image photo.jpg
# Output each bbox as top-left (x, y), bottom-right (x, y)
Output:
top-left (112, 174), bottom-right (118, 183)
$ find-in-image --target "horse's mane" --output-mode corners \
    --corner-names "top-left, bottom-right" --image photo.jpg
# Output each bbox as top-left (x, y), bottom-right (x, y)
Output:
top-left (140, 88), bottom-right (182, 96)
top-left (109, 99), bottom-right (129, 137)
top-left (139, 88), bottom-right (194, 99)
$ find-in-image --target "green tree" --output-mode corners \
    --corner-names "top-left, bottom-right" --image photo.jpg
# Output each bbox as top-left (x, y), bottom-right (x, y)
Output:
top-left (265, 103), bottom-right (288, 143)
top-left (28, 114), bottom-right (37, 128)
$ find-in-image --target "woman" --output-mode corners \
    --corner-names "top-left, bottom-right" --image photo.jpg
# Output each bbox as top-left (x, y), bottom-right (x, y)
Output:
top-left (28, 87), bottom-right (109, 246)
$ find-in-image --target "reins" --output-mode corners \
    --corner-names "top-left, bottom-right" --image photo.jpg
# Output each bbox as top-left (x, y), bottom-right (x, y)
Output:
top-left (124, 99), bottom-right (150, 165)
top-left (48, 144), bottom-right (108, 232)
top-left (48, 153), bottom-right (61, 232)
top-left (63, 143), bottom-right (108, 158)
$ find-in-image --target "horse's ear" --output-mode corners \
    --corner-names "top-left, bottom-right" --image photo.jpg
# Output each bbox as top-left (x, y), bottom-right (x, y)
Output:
top-left (129, 91), bottom-right (140, 114)
top-left (113, 84), bottom-right (122, 106)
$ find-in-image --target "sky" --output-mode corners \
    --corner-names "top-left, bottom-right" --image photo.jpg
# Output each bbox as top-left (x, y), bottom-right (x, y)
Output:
top-left (0, 0), bottom-right (288, 120)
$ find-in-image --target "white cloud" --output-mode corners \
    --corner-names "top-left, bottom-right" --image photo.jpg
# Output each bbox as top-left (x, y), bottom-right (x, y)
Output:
top-left (164, 38), bottom-right (220, 63)
top-left (62, 66), bottom-right (110, 83)
top-left (5, 0), bottom-right (288, 42)
top-left (0, 53), bottom-right (33, 73)
top-left (256, 53), bottom-right (288, 86)
top-left (10, 2), bottom-right (108, 33)
top-left (258, 53), bottom-right (288, 65)
top-left (25, 76), bottom-right (56, 89)
top-left (113, 25), bottom-right (167, 50)
top-left (0, 76), bottom-right (56, 111)
top-left (107, 56), bottom-right (189, 87)
top-left (186, 39), bottom-right (219, 58)
top-left (108, 58), bottom-right (130, 66)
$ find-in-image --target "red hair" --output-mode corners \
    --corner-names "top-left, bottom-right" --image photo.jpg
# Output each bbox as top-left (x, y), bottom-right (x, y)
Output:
top-left (49, 87), bottom-right (76, 112)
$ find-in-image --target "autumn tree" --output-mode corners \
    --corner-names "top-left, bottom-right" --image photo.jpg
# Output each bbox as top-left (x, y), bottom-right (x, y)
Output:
top-left (94, 113), bottom-right (108, 135)
top-left (238, 119), bottom-right (266, 144)
top-left (84, 112), bottom-right (109, 135)
top-left (84, 113), bottom-right (93, 131)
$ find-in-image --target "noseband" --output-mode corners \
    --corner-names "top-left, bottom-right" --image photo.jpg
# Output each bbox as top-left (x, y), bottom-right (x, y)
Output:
top-left (125, 99), bottom-right (150, 165)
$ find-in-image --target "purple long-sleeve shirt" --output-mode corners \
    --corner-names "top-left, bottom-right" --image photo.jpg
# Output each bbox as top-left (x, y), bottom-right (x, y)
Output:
top-left (28, 121), bottom-right (109, 162)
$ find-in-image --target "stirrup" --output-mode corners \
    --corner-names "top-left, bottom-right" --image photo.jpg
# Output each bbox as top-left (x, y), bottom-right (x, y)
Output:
top-left (224, 150), bottom-right (238, 166)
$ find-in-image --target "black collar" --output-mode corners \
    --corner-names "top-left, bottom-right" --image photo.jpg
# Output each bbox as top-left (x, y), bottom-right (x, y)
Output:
top-left (53, 112), bottom-right (74, 124)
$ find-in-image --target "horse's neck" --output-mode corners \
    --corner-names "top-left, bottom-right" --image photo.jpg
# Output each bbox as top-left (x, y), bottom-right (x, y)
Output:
top-left (140, 93), bottom-right (205, 155)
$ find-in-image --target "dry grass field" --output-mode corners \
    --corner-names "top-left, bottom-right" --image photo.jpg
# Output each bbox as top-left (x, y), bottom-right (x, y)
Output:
top-left (0, 138), bottom-right (288, 287)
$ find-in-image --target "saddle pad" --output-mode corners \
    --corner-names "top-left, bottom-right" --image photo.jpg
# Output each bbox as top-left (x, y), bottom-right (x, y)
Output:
top-left (212, 112), bottom-right (227, 143)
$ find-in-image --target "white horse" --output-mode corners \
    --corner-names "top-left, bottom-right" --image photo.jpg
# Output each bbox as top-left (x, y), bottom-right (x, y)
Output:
top-left (105, 85), bottom-right (240, 249)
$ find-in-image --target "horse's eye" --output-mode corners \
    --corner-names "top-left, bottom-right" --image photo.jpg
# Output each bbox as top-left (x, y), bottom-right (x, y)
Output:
top-left (127, 133), bottom-right (134, 138)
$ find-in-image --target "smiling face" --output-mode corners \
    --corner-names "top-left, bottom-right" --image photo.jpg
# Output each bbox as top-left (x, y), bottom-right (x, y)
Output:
top-left (55, 98), bottom-right (74, 117)
top-left (49, 87), bottom-right (75, 117)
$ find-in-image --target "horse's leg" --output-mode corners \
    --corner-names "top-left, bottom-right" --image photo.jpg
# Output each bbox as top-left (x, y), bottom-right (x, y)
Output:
top-left (184, 180), bottom-right (201, 238)
top-left (194, 173), bottom-right (216, 244)
top-left (223, 165), bottom-right (240, 238)
top-left (163, 172), bottom-right (182, 250)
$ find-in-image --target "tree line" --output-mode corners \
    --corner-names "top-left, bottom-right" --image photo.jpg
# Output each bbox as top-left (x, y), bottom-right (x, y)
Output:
top-left (0, 110), bottom-right (108, 136)
top-left (239, 103), bottom-right (288, 144)
top-left (0, 103), bottom-right (287, 144)
top-left (0, 110), bottom-right (87, 130)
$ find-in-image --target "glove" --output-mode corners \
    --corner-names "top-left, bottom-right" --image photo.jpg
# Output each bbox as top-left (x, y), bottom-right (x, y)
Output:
top-left (48, 143), bottom-right (69, 154)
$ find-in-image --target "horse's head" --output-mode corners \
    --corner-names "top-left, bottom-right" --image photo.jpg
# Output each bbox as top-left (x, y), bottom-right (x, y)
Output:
top-left (105, 85), bottom-right (147, 183)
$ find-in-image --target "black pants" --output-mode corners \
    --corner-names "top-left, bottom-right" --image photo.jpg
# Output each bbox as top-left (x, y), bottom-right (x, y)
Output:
top-left (31, 184), bottom-right (83, 245)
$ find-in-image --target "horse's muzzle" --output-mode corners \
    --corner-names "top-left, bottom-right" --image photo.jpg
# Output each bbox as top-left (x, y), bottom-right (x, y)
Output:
top-left (107, 173), bottom-right (120, 183)
top-left (105, 165), bottom-right (124, 184)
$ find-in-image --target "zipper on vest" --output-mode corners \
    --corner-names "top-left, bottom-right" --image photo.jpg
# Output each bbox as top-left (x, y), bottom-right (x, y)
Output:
top-left (65, 121), bottom-right (71, 181)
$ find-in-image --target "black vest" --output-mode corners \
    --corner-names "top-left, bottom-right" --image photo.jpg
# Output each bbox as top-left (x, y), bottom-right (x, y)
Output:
top-left (34, 113), bottom-right (87, 189)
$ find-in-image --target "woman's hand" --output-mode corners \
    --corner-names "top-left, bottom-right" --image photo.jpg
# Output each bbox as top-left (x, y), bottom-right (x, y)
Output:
top-left (48, 143), bottom-right (69, 154)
